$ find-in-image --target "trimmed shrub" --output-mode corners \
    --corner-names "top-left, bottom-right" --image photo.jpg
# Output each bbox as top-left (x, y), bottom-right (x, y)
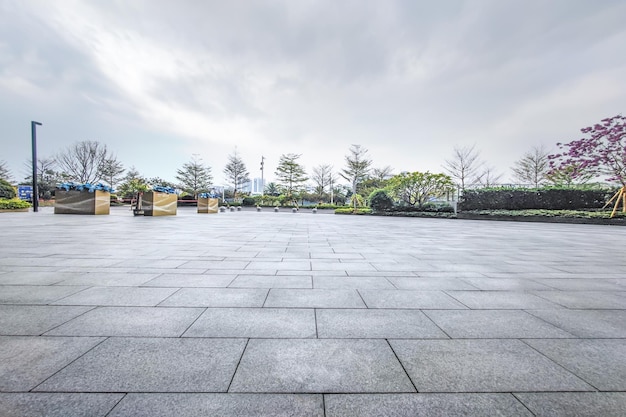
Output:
top-left (242, 197), bottom-right (256, 206)
top-left (0, 198), bottom-right (31, 209)
top-left (335, 208), bottom-right (372, 215)
top-left (0, 179), bottom-right (16, 199)
top-left (459, 188), bottom-right (615, 211)
top-left (369, 189), bottom-right (394, 212)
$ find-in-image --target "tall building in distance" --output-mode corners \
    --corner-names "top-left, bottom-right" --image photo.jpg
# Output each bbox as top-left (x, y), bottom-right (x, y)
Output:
top-left (251, 177), bottom-right (265, 195)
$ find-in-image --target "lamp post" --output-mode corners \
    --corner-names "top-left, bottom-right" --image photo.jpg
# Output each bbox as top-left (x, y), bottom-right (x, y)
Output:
top-left (31, 121), bottom-right (42, 212)
top-left (260, 156), bottom-right (265, 196)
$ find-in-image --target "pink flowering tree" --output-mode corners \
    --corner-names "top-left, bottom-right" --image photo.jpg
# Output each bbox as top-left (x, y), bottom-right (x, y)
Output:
top-left (548, 115), bottom-right (626, 187)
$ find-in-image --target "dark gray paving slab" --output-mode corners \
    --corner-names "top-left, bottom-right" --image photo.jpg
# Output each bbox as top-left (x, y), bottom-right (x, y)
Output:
top-left (0, 336), bottom-right (104, 391)
top-left (160, 288), bottom-right (268, 307)
top-left (0, 305), bottom-right (92, 335)
top-left (140, 274), bottom-right (236, 287)
top-left (532, 291), bottom-right (626, 309)
top-left (390, 339), bottom-right (594, 392)
top-left (514, 392), bottom-right (626, 417)
top-left (183, 308), bottom-right (316, 338)
top-left (424, 310), bottom-right (574, 338)
top-left (387, 277), bottom-right (478, 290)
top-left (229, 275), bottom-right (312, 288)
top-left (526, 309), bottom-right (626, 337)
top-left (45, 306), bottom-right (204, 337)
top-left (446, 291), bottom-right (562, 309)
top-left (359, 290), bottom-right (467, 309)
top-left (35, 337), bottom-right (247, 392)
top-left (524, 339), bottom-right (626, 391)
top-left (317, 309), bottom-right (448, 339)
top-left (108, 393), bottom-right (324, 417)
top-left (313, 276), bottom-right (395, 289)
top-left (229, 339), bottom-right (415, 393)
top-left (0, 393), bottom-right (123, 417)
top-left (53, 272), bottom-right (160, 286)
top-left (325, 393), bottom-right (532, 417)
top-left (264, 289), bottom-right (366, 308)
top-left (51, 287), bottom-right (178, 306)
top-left (0, 285), bottom-right (88, 305)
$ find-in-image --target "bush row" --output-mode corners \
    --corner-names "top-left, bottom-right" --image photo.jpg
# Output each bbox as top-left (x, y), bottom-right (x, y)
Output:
top-left (459, 188), bottom-right (616, 211)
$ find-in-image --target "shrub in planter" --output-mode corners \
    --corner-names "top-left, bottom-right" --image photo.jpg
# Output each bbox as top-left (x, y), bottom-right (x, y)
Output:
top-left (0, 179), bottom-right (16, 199)
top-left (0, 198), bottom-right (31, 210)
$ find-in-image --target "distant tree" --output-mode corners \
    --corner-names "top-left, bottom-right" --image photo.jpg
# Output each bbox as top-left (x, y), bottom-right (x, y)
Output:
top-left (23, 158), bottom-right (59, 199)
top-left (545, 163), bottom-right (594, 187)
top-left (388, 171), bottom-right (454, 208)
top-left (443, 144), bottom-right (483, 191)
top-left (475, 166), bottom-right (504, 188)
top-left (264, 182), bottom-right (280, 196)
top-left (56, 140), bottom-right (112, 183)
top-left (117, 167), bottom-right (149, 198)
top-left (0, 160), bottom-right (12, 181)
top-left (0, 178), bottom-right (16, 199)
top-left (311, 164), bottom-right (335, 201)
top-left (340, 144), bottom-right (372, 208)
top-left (147, 177), bottom-right (177, 189)
top-left (275, 154), bottom-right (308, 203)
top-left (99, 157), bottom-right (125, 190)
top-left (223, 149), bottom-right (250, 199)
top-left (176, 154), bottom-right (213, 198)
top-left (549, 115), bottom-right (626, 186)
top-left (512, 145), bottom-right (550, 188)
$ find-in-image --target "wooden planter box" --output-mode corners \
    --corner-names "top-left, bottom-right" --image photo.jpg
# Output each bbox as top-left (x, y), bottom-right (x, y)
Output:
top-left (54, 190), bottom-right (110, 215)
top-left (198, 197), bottom-right (219, 213)
top-left (142, 192), bottom-right (177, 216)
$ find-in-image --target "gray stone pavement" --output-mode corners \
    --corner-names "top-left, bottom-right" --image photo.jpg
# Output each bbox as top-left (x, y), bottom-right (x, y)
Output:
top-left (0, 206), bottom-right (625, 416)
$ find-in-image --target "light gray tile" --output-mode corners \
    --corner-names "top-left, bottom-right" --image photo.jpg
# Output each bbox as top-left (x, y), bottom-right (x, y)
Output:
top-left (313, 276), bottom-right (395, 289)
top-left (54, 272), bottom-right (159, 286)
top-left (0, 286), bottom-right (88, 305)
top-left (359, 290), bottom-right (467, 309)
top-left (108, 393), bottom-right (324, 417)
top-left (317, 309), bottom-right (448, 339)
top-left (524, 339), bottom-right (626, 391)
top-left (51, 287), bottom-right (178, 306)
top-left (532, 291), bottom-right (626, 309)
top-left (325, 393), bottom-right (532, 417)
top-left (0, 336), bottom-right (104, 391)
top-left (34, 337), bottom-right (247, 392)
top-left (0, 305), bottom-right (92, 335)
top-left (446, 291), bottom-right (562, 309)
top-left (526, 309), bottom-right (626, 338)
top-left (229, 275), bottom-right (312, 288)
top-left (534, 278), bottom-right (626, 291)
top-left (387, 277), bottom-right (478, 291)
top-left (0, 393), bottom-right (123, 417)
top-left (45, 307), bottom-right (204, 337)
top-left (183, 308), bottom-right (316, 338)
top-left (0, 271), bottom-right (81, 286)
top-left (160, 288), bottom-right (268, 307)
top-left (390, 339), bottom-right (593, 392)
top-left (230, 339), bottom-right (415, 393)
top-left (461, 277), bottom-right (552, 290)
top-left (424, 310), bottom-right (574, 338)
top-left (264, 289), bottom-right (366, 308)
top-left (141, 274), bottom-right (236, 287)
top-left (514, 392), bottom-right (626, 417)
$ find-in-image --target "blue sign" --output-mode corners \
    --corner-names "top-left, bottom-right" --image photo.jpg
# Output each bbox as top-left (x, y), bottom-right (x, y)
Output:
top-left (18, 186), bottom-right (33, 201)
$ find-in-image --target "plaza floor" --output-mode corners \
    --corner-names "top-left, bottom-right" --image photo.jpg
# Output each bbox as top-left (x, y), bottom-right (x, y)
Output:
top-left (0, 206), bottom-right (625, 416)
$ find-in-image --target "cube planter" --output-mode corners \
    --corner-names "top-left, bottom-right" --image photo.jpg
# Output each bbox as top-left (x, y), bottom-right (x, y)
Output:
top-left (54, 190), bottom-right (110, 215)
top-left (142, 191), bottom-right (177, 216)
top-left (198, 197), bottom-right (219, 214)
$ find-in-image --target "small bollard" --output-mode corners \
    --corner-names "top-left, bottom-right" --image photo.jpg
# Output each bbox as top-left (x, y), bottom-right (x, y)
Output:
top-left (230, 207), bottom-right (235, 212)
top-left (312, 208), bottom-right (317, 214)
top-left (256, 206), bottom-right (261, 212)
top-left (237, 206), bottom-right (241, 211)
top-left (219, 206), bottom-right (226, 213)
top-left (292, 207), bottom-right (297, 213)
top-left (274, 207), bottom-right (279, 212)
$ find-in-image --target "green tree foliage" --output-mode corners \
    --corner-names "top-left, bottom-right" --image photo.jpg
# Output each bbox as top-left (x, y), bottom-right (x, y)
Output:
top-left (368, 189), bottom-right (394, 211)
top-left (176, 154), bottom-right (213, 198)
top-left (340, 144), bottom-right (372, 208)
top-left (388, 172), bottom-right (454, 208)
top-left (512, 145), bottom-right (549, 188)
top-left (223, 149), bottom-right (250, 199)
top-left (275, 154), bottom-right (308, 202)
top-left (117, 167), bottom-right (149, 198)
top-left (0, 160), bottom-right (12, 181)
top-left (545, 163), bottom-right (594, 187)
top-left (311, 164), bottom-right (335, 202)
top-left (0, 178), bottom-right (16, 199)
top-left (56, 141), bottom-right (113, 183)
top-left (99, 157), bottom-right (125, 190)
top-left (22, 158), bottom-right (59, 199)
top-left (264, 182), bottom-right (280, 196)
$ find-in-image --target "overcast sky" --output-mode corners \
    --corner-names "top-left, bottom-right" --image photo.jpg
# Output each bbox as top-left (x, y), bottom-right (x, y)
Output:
top-left (2, 0), bottom-right (625, 186)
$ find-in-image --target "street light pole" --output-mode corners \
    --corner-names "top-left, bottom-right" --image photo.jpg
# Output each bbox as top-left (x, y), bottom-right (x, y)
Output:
top-left (260, 156), bottom-right (265, 196)
top-left (31, 121), bottom-right (42, 212)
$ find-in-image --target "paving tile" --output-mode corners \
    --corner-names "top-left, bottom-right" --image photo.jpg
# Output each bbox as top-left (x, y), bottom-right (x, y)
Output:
top-left (446, 291), bottom-right (562, 309)
top-left (0, 271), bottom-right (81, 286)
top-left (246, 261), bottom-right (311, 271)
top-left (311, 262), bottom-right (376, 272)
top-left (359, 290), bottom-right (467, 309)
top-left (229, 275), bottom-right (312, 288)
top-left (533, 278), bottom-right (626, 291)
top-left (317, 309), bottom-right (447, 339)
top-left (0, 336), bottom-right (104, 391)
top-left (54, 272), bottom-right (159, 286)
top-left (229, 339), bottom-right (415, 393)
top-left (160, 288), bottom-right (268, 307)
top-left (108, 393), bottom-right (324, 417)
top-left (424, 310), bottom-right (574, 338)
top-left (313, 276), bottom-right (395, 289)
top-left (524, 339), bottom-right (626, 391)
top-left (390, 339), bottom-right (593, 392)
top-left (140, 274), bottom-right (236, 287)
top-left (325, 393), bottom-right (532, 417)
top-left (0, 305), bottom-right (92, 335)
top-left (34, 337), bottom-right (247, 392)
top-left (532, 291), bottom-right (626, 309)
top-left (45, 307), bottom-right (204, 337)
top-left (0, 285), bottom-right (88, 305)
top-left (51, 287), bottom-right (178, 306)
top-left (387, 277), bottom-right (478, 290)
top-left (514, 392), bottom-right (626, 417)
top-left (0, 393), bottom-right (123, 417)
top-left (460, 277), bottom-right (552, 290)
top-left (183, 308), bottom-right (316, 338)
top-left (264, 289), bottom-right (366, 308)
top-left (526, 309), bottom-right (626, 338)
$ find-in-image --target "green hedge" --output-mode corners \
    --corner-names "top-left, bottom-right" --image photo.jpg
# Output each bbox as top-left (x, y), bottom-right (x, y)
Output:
top-left (0, 198), bottom-right (31, 210)
top-left (335, 208), bottom-right (372, 215)
top-left (459, 188), bottom-right (614, 211)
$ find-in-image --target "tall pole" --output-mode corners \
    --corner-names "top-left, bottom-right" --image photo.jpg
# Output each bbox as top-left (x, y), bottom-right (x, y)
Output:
top-left (31, 121), bottom-right (42, 212)
top-left (260, 156), bottom-right (265, 196)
